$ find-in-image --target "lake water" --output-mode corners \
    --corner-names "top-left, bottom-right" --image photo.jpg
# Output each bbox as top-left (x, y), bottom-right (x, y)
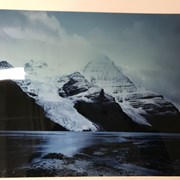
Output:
top-left (0, 131), bottom-right (180, 176)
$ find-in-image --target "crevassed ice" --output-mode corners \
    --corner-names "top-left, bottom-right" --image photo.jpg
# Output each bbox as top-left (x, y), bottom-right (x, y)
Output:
top-left (18, 76), bottom-right (97, 132)
top-left (37, 98), bottom-right (97, 132)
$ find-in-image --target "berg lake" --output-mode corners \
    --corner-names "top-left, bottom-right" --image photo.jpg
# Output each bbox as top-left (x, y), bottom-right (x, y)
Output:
top-left (0, 131), bottom-right (180, 176)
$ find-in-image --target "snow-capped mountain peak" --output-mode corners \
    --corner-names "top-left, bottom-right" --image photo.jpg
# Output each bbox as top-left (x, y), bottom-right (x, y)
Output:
top-left (24, 60), bottom-right (50, 80)
top-left (83, 56), bottom-right (137, 94)
top-left (25, 60), bottom-right (48, 69)
top-left (83, 56), bottom-right (179, 128)
top-left (58, 71), bottom-right (97, 97)
top-left (1, 59), bottom-right (179, 132)
top-left (0, 61), bottom-right (13, 69)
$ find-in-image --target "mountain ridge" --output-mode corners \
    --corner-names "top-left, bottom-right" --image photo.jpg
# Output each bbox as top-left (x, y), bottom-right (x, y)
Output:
top-left (83, 56), bottom-right (180, 131)
top-left (0, 59), bottom-right (179, 132)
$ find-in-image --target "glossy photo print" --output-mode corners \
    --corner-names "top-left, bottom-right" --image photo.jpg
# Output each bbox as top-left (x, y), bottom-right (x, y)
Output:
top-left (0, 10), bottom-right (180, 177)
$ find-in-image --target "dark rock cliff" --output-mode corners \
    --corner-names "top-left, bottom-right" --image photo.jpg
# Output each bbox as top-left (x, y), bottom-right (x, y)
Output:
top-left (0, 80), bottom-right (66, 131)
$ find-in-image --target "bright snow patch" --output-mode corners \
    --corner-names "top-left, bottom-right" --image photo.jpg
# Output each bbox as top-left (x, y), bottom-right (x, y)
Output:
top-left (119, 101), bottom-right (151, 126)
top-left (37, 97), bottom-right (97, 132)
top-left (17, 68), bottom-right (97, 132)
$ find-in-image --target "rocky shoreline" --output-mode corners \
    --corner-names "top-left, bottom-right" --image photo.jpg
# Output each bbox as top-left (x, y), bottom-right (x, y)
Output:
top-left (2, 139), bottom-right (178, 177)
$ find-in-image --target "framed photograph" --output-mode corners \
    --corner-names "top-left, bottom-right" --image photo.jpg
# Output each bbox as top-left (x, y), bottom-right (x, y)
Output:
top-left (0, 0), bottom-right (180, 179)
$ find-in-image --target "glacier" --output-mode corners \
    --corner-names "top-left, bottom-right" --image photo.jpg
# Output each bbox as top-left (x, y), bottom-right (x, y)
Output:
top-left (15, 60), bottom-right (98, 132)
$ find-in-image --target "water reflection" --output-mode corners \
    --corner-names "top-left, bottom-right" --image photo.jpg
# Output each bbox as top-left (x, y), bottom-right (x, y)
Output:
top-left (0, 132), bottom-right (44, 176)
top-left (0, 131), bottom-right (180, 176)
top-left (40, 132), bottom-right (125, 157)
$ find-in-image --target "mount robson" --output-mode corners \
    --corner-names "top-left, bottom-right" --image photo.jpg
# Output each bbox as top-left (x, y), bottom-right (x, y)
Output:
top-left (0, 57), bottom-right (180, 133)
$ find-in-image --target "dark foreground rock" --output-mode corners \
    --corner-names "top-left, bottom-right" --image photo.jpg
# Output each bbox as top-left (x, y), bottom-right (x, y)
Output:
top-left (0, 80), bottom-right (66, 131)
top-left (25, 138), bottom-right (180, 177)
top-left (1, 132), bottom-right (180, 177)
top-left (26, 153), bottom-right (87, 177)
top-left (27, 167), bottom-right (87, 177)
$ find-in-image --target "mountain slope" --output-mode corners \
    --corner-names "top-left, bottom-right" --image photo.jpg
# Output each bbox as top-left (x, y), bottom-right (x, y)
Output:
top-left (1, 59), bottom-right (179, 132)
top-left (0, 60), bottom-right (97, 132)
top-left (83, 56), bottom-right (137, 93)
top-left (0, 61), bottom-right (13, 69)
top-left (18, 61), bottom-right (98, 132)
top-left (58, 72), bottom-right (150, 131)
top-left (0, 80), bottom-right (66, 131)
top-left (83, 56), bottom-right (180, 132)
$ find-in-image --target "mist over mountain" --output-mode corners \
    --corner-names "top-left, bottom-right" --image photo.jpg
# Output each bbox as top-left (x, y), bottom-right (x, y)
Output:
top-left (83, 56), bottom-right (137, 93)
top-left (0, 58), bottom-right (179, 132)
top-left (1, 11), bottom-right (180, 113)
top-left (83, 56), bottom-right (180, 131)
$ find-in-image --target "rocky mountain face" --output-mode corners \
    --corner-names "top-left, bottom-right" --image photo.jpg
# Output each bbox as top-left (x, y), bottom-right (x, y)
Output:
top-left (0, 61), bottom-right (13, 69)
top-left (58, 72), bottom-right (96, 97)
top-left (57, 72), bottom-right (150, 131)
top-left (83, 56), bottom-right (180, 132)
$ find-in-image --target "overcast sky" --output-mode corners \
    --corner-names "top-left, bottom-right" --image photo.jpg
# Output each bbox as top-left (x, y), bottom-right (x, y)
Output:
top-left (0, 10), bottom-right (179, 109)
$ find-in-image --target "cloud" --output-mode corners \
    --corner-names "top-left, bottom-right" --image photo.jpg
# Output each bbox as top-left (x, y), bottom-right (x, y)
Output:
top-left (1, 11), bottom-right (65, 42)
top-left (85, 15), bottom-right (180, 108)
top-left (0, 11), bottom-right (96, 74)
top-left (0, 11), bottom-right (179, 108)
top-left (20, 11), bottom-right (66, 41)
